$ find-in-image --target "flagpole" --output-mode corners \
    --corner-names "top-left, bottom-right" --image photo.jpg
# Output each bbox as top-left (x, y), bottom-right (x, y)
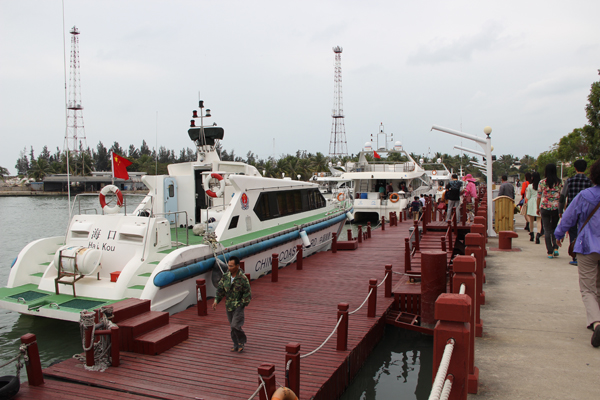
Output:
top-left (111, 151), bottom-right (115, 185)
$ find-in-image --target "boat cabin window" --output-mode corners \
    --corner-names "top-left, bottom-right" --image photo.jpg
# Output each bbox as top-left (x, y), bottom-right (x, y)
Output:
top-left (228, 216), bottom-right (239, 230)
top-left (254, 189), bottom-right (326, 221)
top-left (168, 184), bottom-right (175, 197)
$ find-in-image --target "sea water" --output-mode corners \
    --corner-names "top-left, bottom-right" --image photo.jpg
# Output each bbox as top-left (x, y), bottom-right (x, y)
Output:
top-left (0, 196), bottom-right (433, 398)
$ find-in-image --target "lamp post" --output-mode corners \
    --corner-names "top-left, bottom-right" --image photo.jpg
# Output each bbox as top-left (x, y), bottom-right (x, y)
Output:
top-left (431, 125), bottom-right (495, 237)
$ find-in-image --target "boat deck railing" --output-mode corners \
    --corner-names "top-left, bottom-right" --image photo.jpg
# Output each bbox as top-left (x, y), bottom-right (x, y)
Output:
top-left (352, 162), bottom-right (416, 173)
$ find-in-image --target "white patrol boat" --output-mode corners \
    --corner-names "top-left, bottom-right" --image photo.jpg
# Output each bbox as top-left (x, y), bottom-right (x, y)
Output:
top-left (423, 159), bottom-right (452, 200)
top-left (341, 123), bottom-right (433, 221)
top-left (0, 100), bottom-right (352, 321)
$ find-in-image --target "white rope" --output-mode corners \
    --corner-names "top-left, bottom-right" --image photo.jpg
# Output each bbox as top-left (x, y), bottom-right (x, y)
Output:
top-left (428, 338), bottom-right (455, 400)
top-left (440, 375), bottom-right (454, 400)
top-left (247, 378), bottom-right (266, 400)
top-left (459, 283), bottom-right (466, 295)
top-left (349, 288), bottom-right (373, 315)
top-left (286, 359), bottom-right (292, 371)
top-left (300, 315), bottom-right (344, 359)
top-left (377, 273), bottom-right (389, 287)
top-left (391, 270), bottom-right (421, 278)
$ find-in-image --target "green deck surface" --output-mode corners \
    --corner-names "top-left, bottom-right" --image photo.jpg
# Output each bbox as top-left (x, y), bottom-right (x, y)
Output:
top-left (0, 284), bottom-right (123, 314)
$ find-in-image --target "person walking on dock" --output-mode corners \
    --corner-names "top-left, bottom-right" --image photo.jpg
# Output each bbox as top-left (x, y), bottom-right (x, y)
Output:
top-left (526, 172), bottom-right (543, 243)
top-left (555, 159), bottom-right (600, 347)
top-left (498, 175), bottom-right (515, 199)
top-left (445, 174), bottom-right (462, 223)
top-left (213, 256), bottom-right (252, 352)
top-left (537, 163), bottom-right (563, 258)
top-left (559, 159), bottom-right (593, 266)
top-left (411, 196), bottom-right (422, 221)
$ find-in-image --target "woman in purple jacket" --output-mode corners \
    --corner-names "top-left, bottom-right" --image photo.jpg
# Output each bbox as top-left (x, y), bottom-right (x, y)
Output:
top-left (555, 159), bottom-right (600, 347)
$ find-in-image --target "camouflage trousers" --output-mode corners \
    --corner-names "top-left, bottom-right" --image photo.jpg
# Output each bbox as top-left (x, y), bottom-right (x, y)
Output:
top-left (226, 306), bottom-right (247, 347)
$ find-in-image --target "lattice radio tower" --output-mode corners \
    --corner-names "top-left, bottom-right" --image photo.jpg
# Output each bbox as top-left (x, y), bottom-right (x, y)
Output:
top-left (65, 26), bottom-right (88, 154)
top-left (329, 46), bottom-right (348, 157)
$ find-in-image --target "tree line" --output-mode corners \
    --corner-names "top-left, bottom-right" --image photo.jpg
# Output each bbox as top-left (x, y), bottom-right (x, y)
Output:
top-left (2, 71), bottom-right (599, 182)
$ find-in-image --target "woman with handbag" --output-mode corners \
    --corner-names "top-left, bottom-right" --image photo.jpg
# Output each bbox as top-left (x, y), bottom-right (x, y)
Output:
top-left (555, 159), bottom-right (600, 347)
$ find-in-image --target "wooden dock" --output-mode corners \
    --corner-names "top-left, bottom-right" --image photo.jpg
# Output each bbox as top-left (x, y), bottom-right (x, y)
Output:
top-left (18, 218), bottom-right (421, 400)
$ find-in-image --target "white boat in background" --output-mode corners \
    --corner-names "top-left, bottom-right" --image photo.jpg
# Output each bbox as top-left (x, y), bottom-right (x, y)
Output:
top-left (423, 160), bottom-right (452, 200)
top-left (0, 100), bottom-right (352, 322)
top-left (340, 123), bottom-right (433, 221)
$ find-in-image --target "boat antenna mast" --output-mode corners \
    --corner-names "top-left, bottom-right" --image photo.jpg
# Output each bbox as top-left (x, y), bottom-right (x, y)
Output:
top-left (329, 46), bottom-right (348, 159)
top-left (65, 26), bottom-right (88, 165)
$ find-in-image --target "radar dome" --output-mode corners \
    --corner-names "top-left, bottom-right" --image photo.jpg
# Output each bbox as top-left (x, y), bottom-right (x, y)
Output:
top-left (419, 158), bottom-right (424, 164)
top-left (394, 141), bottom-right (402, 151)
top-left (437, 158), bottom-right (442, 164)
top-left (364, 142), bottom-right (373, 151)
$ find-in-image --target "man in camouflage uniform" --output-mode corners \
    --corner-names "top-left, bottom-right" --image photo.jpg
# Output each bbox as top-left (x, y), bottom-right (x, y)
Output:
top-left (212, 256), bottom-right (251, 352)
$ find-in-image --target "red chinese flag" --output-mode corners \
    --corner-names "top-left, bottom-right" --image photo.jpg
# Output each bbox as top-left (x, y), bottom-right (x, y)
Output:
top-left (112, 152), bottom-right (133, 180)
top-left (373, 151), bottom-right (381, 159)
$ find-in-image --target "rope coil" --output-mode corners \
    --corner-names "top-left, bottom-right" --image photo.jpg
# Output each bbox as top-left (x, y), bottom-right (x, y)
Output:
top-left (75, 307), bottom-right (118, 371)
top-left (300, 315), bottom-right (344, 359)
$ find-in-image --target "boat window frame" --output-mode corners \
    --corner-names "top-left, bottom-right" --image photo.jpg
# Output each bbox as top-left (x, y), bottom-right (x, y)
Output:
top-left (253, 188), bottom-right (326, 222)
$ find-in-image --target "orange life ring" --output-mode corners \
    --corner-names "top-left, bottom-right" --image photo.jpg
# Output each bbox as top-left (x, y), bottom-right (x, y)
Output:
top-left (99, 185), bottom-right (124, 214)
top-left (203, 173), bottom-right (225, 198)
top-left (272, 387), bottom-right (298, 400)
top-left (337, 192), bottom-right (345, 201)
top-left (389, 193), bottom-right (400, 203)
top-left (432, 170), bottom-right (437, 175)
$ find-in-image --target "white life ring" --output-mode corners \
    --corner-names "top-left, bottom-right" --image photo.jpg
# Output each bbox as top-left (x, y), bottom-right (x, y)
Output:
top-left (432, 170), bottom-right (437, 175)
top-left (203, 173), bottom-right (225, 198)
top-left (99, 185), bottom-right (124, 214)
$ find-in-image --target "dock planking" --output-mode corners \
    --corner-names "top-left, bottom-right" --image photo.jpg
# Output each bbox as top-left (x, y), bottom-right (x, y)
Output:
top-left (35, 219), bottom-right (417, 400)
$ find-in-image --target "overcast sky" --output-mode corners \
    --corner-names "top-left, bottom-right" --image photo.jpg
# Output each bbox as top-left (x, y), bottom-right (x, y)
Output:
top-left (1, 0), bottom-right (599, 174)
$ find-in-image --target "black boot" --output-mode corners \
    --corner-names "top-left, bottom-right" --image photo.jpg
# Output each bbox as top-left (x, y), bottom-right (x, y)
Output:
top-left (530, 232), bottom-right (534, 242)
top-left (525, 222), bottom-right (530, 232)
top-left (536, 233), bottom-right (541, 244)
